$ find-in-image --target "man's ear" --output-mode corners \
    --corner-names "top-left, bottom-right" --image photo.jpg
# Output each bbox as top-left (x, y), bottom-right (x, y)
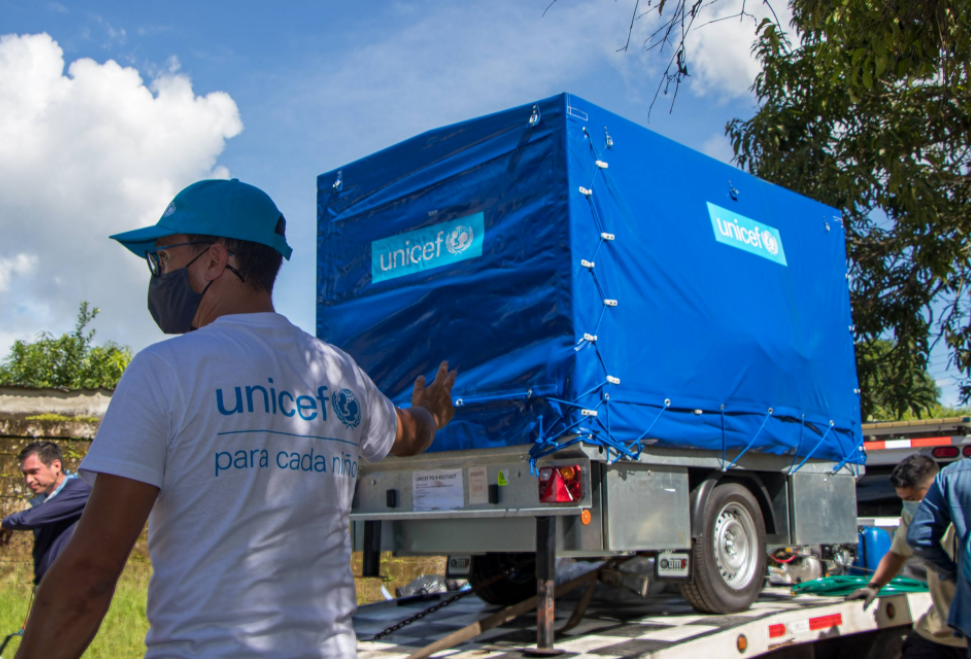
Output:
top-left (203, 242), bottom-right (231, 282)
top-left (51, 459), bottom-right (62, 474)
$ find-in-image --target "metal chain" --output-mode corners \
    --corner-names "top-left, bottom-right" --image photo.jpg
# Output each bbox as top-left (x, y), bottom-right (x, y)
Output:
top-left (366, 558), bottom-right (534, 642)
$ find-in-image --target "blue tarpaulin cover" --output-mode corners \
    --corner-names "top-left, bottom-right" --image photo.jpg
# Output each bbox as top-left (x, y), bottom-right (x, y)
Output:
top-left (317, 93), bottom-right (863, 468)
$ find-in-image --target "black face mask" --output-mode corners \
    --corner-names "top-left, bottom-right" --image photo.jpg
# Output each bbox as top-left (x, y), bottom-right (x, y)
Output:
top-left (147, 251), bottom-right (212, 334)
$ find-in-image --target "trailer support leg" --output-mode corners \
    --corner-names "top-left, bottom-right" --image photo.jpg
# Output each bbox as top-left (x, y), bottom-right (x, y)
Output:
top-left (362, 521), bottom-right (382, 578)
top-left (526, 516), bottom-right (564, 656)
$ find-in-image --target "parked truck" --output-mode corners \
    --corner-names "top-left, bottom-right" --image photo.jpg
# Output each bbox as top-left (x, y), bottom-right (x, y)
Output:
top-left (316, 94), bottom-right (865, 639)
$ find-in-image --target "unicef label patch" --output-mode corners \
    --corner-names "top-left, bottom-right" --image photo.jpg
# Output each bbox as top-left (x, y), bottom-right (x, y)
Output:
top-left (332, 388), bottom-right (362, 428)
top-left (707, 202), bottom-right (787, 266)
top-left (372, 213), bottom-right (485, 283)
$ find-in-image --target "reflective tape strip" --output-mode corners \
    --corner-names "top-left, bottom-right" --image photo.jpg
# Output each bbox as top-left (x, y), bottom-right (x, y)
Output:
top-left (767, 613), bottom-right (842, 639)
top-left (864, 436), bottom-right (954, 451)
top-left (809, 613), bottom-right (842, 630)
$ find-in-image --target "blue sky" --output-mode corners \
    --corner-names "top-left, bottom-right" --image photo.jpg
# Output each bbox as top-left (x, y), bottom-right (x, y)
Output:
top-left (0, 0), bottom-right (962, 407)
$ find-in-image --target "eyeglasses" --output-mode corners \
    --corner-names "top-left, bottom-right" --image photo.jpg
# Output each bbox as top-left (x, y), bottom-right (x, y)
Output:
top-left (145, 241), bottom-right (213, 277)
top-left (145, 241), bottom-right (246, 283)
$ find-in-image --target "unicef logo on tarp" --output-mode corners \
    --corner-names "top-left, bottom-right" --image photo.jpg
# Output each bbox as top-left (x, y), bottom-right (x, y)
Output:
top-left (371, 212), bottom-right (485, 283)
top-left (707, 202), bottom-right (787, 267)
top-left (445, 225), bottom-right (474, 255)
top-left (332, 388), bottom-right (361, 428)
top-left (762, 230), bottom-right (779, 255)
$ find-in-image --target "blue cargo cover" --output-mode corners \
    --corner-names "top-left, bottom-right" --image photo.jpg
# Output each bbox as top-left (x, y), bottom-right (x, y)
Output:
top-left (317, 93), bottom-right (863, 468)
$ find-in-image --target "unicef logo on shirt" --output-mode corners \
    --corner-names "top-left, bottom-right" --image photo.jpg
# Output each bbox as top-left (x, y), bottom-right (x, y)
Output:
top-left (445, 225), bottom-right (474, 255)
top-left (332, 388), bottom-right (361, 428)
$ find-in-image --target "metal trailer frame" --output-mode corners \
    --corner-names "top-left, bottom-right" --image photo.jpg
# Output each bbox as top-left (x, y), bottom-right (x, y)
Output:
top-left (351, 443), bottom-right (860, 653)
top-left (352, 443), bottom-right (860, 557)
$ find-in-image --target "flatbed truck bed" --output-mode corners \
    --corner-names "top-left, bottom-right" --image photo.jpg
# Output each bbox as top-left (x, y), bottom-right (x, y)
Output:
top-left (355, 587), bottom-right (931, 658)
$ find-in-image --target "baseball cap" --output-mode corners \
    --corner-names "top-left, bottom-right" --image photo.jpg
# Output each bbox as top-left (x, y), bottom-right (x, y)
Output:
top-left (110, 179), bottom-right (293, 260)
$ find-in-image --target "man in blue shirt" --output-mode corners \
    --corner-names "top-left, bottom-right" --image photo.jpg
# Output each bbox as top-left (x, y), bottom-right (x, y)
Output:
top-left (907, 457), bottom-right (971, 657)
top-left (0, 441), bottom-right (92, 584)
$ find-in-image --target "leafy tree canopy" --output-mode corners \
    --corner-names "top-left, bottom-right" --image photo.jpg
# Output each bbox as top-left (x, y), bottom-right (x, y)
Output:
top-left (857, 339), bottom-right (939, 420)
top-left (0, 302), bottom-right (132, 389)
top-left (726, 0), bottom-right (971, 414)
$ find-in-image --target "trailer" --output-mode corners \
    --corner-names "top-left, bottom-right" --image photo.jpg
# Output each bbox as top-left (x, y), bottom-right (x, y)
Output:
top-left (318, 93), bottom-right (865, 652)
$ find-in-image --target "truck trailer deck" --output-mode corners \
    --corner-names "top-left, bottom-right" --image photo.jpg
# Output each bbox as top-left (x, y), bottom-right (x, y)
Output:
top-left (355, 587), bottom-right (929, 658)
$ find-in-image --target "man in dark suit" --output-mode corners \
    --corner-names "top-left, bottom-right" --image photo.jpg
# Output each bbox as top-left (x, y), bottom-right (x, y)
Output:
top-left (0, 441), bottom-right (92, 584)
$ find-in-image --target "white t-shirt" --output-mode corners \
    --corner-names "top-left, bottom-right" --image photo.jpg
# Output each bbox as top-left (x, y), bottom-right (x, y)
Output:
top-left (81, 313), bottom-right (397, 658)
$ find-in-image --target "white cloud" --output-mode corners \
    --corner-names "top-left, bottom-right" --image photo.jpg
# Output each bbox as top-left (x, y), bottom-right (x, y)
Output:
top-left (681, 0), bottom-right (794, 100)
top-left (0, 255), bottom-right (37, 292)
top-left (0, 33), bottom-right (242, 354)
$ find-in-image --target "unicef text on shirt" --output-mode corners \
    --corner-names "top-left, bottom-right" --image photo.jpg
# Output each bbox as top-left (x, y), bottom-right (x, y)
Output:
top-left (214, 447), bottom-right (358, 479)
top-left (216, 379), bottom-right (330, 421)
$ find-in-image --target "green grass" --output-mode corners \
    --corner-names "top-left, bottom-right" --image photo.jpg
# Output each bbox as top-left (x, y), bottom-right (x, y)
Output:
top-left (0, 563), bottom-right (151, 658)
top-left (0, 553), bottom-right (443, 656)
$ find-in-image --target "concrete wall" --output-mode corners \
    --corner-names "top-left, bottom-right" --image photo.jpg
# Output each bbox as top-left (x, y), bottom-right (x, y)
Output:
top-left (0, 386), bottom-right (112, 417)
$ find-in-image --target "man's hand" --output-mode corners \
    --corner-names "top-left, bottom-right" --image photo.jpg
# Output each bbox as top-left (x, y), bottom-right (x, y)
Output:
top-left (845, 583), bottom-right (881, 610)
top-left (411, 361), bottom-right (458, 429)
top-left (392, 361), bottom-right (458, 457)
top-left (0, 527), bottom-right (12, 547)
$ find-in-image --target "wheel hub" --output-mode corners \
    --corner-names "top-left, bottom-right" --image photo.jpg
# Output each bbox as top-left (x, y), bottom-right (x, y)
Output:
top-left (713, 502), bottom-right (757, 590)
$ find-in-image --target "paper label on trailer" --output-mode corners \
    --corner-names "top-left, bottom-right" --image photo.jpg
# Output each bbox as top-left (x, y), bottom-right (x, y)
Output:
top-left (468, 466), bottom-right (488, 505)
top-left (497, 470), bottom-right (509, 486)
top-left (413, 469), bottom-right (465, 512)
top-left (657, 551), bottom-right (690, 578)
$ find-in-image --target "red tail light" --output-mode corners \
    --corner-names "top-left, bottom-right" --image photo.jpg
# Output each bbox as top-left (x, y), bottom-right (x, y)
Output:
top-left (933, 446), bottom-right (959, 459)
top-left (538, 465), bottom-right (582, 503)
top-left (963, 446), bottom-right (971, 457)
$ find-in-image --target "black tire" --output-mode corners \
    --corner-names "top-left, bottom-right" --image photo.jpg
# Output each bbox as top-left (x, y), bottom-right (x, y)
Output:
top-left (681, 482), bottom-right (767, 614)
top-left (468, 553), bottom-right (536, 606)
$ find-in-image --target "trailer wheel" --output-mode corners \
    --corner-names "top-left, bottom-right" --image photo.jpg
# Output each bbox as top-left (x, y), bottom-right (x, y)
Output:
top-left (468, 553), bottom-right (536, 606)
top-left (681, 482), bottom-right (766, 614)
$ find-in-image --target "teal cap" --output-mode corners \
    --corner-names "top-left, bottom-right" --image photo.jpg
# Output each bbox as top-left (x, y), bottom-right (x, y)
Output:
top-left (110, 179), bottom-right (293, 260)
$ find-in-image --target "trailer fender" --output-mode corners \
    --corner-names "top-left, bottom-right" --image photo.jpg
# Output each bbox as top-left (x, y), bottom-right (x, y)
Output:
top-left (689, 473), bottom-right (778, 540)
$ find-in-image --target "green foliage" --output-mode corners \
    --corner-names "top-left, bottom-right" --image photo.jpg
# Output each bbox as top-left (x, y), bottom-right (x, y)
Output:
top-left (727, 0), bottom-right (971, 413)
top-left (858, 339), bottom-right (939, 420)
top-left (23, 413), bottom-right (100, 423)
top-left (0, 302), bottom-right (132, 389)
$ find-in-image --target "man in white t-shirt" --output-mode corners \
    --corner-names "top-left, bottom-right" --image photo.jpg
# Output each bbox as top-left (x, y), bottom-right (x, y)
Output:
top-left (16, 179), bottom-right (456, 658)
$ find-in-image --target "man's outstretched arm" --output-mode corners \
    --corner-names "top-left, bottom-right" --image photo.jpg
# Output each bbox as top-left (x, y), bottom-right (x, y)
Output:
top-left (16, 474), bottom-right (158, 659)
top-left (391, 360), bottom-right (457, 457)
